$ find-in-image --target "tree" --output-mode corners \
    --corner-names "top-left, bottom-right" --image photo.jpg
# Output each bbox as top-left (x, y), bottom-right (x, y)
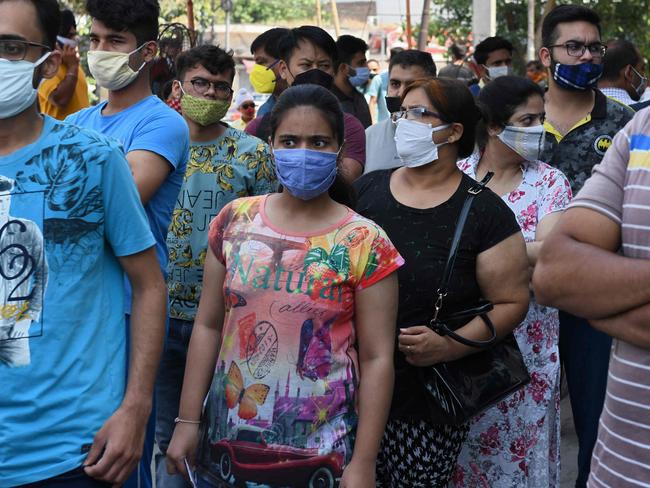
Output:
top-left (429, 0), bottom-right (650, 66)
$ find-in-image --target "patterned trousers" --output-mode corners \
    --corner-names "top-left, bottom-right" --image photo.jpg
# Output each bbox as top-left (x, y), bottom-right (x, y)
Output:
top-left (376, 418), bottom-right (469, 488)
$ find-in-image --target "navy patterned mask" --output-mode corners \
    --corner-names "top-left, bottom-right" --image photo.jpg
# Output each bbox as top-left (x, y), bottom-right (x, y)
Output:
top-left (552, 61), bottom-right (603, 91)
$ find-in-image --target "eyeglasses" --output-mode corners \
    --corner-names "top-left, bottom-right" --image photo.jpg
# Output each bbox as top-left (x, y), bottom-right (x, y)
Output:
top-left (240, 102), bottom-right (255, 110)
top-left (392, 107), bottom-right (445, 122)
top-left (183, 78), bottom-right (234, 97)
top-left (547, 41), bottom-right (607, 59)
top-left (0, 39), bottom-right (50, 61)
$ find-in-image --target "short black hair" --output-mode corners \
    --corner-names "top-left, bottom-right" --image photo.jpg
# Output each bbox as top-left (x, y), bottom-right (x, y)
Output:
top-left (176, 44), bottom-right (235, 81)
top-left (86, 0), bottom-right (160, 46)
top-left (389, 47), bottom-right (404, 59)
top-left (403, 78), bottom-right (481, 159)
top-left (278, 25), bottom-right (338, 66)
top-left (269, 84), bottom-right (355, 207)
top-left (541, 5), bottom-right (601, 48)
top-left (476, 76), bottom-right (544, 148)
top-left (449, 44), bottom-right (467, 61)
top-left (9, 0), bottom-right (60, 49)
top-left (474, 36), bottom-right (513, 66)
top-left (336, 35), bottom-right (368, 66)
top-left (250, 27), bottom-right (290, 59)
top-left (0, 176), bottom-right (15, 193)
top-left (389, 49), bottom-right (437, 77)
top-left (601, 39), bottom-right (641, 82)
top-left (59, 9), bottom-right (76, 37)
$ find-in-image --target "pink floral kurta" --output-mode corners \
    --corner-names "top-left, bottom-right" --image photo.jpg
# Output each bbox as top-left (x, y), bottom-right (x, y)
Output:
top-left (453, 154), bottom-right (572, 487)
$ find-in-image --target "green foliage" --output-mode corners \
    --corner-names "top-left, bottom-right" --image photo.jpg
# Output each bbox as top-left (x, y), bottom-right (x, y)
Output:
top-left (430, 0), bottom-right (650, 64)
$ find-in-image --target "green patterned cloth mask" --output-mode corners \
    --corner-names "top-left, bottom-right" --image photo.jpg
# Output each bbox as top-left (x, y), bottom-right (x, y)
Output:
top-left (180, 90), bottom-right (229, 126)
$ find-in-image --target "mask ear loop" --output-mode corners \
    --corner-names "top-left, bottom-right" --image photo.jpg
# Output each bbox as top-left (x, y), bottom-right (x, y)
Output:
top-left (129, 43), bottom-right (150, 72)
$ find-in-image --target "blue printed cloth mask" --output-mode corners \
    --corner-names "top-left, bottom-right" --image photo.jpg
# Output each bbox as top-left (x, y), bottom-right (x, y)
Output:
top-left (273, 148), bottom-right (338, 200)
top-left (552, 61), bottom-right (603, 91)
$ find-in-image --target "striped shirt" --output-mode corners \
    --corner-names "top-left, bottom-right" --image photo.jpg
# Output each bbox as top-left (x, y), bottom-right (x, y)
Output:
top-left (570, 107), bottom-right (650, 488)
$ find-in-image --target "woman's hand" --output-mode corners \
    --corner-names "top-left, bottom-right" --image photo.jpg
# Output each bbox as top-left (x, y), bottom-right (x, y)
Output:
top-left (340, 459), bottom-right (376, 488)
top-left (165, 423), bottom-right (200, 481)
top-left (398, 326), bottom-right (457, 366)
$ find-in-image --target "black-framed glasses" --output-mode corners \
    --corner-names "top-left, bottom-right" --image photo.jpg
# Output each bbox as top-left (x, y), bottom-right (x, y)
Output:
top-left (392, 107), bottom-right (445, 122)
top-left (183, 78), bottom-right (234, 97)
top-left (547, 41), bottom-right (607, 59)
top-left (240, 102), bottom-right (255, 110)
top-left (0, 39), bottom-right (51, 61)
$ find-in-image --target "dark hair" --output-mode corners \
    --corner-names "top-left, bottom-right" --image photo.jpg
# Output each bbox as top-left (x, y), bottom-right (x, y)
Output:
top-left (175, 44), bottom-right (235, 81)
top-left (59, 9), bottom-right (76, 37)
top-left (86, 0), bottom-right (160, 46)
top-left (389, 49), bottom-right (437, 77)
top-left (336, 35), bottom-right (368, 66)
top-left (402, 78), bottom-right (481, 159)
top-left (526, 60), bottom-right (543, 70)
top-left (159, 79), bottom-right (174, 100)
top-left (449, 44), bottom-right (467, 61)
top-left (10, 0), bottom-right (60, 49)
top-left (389, 47), bottom-right (404, 59)
top-left (278, 26), bottom-right (338, 66)
top-left (542, 5), bottom-right (601, 48)
top-left (601, 39), bottom-right (641, 82)
top-left (475, 76), bottom-right (544, 148)
top-left (250, 27), bottom-right (290, 59)
top-left (269, 84), bottom-right (355, 207)
top-left (474, 36), bottom-right (513, 66)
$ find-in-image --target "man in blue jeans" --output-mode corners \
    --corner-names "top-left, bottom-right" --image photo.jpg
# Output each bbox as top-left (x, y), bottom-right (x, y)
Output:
top-left (158, 44), bottom-right (277, 487)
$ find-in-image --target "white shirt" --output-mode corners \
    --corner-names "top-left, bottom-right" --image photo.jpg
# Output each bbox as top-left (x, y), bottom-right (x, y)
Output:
top-left (599, 87), bottom-right (636, 107)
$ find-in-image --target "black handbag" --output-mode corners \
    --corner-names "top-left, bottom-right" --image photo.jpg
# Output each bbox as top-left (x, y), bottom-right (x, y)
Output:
top-left (419, 172), bottom-right (531, 425)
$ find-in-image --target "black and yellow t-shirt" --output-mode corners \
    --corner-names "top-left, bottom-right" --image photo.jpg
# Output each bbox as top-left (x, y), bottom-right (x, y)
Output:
top-left (541, 89), bottom-right (633, 195)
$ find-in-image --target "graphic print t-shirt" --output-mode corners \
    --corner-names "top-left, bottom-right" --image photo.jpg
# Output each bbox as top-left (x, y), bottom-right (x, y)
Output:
top-left (0, 117), bottom-right (155, 485)
top-left (198, 195), bottom-right (403, 486)
top-left (167, 127), bottom-right (277, 321)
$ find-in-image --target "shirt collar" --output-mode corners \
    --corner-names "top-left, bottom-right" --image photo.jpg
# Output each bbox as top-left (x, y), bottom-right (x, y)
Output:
top-left (598, 87), bottom-right (635, 107)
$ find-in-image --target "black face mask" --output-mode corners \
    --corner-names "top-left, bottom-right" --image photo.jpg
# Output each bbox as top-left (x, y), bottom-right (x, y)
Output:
top-left (292, 69), bottom-right (334, 90)
top-left (369, 72), bottom-right (377, 80)
top-left (385, 96), bottom-right (401, 114)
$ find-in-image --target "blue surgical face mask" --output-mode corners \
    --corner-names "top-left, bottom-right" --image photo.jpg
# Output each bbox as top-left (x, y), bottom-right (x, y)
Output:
top-left (552, 61), bottom-right (603, 91)
top-left (348, 66), bottom-right (370, 87)
top-left (273, 148), bottom-right (339, 200)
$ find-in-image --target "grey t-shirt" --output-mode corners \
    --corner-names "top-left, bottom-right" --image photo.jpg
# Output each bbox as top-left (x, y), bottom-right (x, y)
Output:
top-left (364, 118), bottom-right (401, 174)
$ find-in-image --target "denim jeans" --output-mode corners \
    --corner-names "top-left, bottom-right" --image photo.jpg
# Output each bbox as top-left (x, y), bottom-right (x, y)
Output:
top-left (18, 467), bottom-right (110, 487)
top-left (559, 311), bottom-right (612, 488)
top-left (155, 318), bottom-right (195, 488)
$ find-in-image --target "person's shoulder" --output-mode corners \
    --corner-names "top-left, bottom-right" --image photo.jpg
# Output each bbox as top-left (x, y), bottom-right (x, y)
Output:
top-left (343, 113), bottom-right (365, 136)
top-left (225, 127), bottom-right (269, 151)
top-left (604, 95), bottom-right (635, 123)
top-left (354, 168), bottom-right (390, 194)
top-left (366, 118), bottom-right (392, 137)
top-left (49, 117), bottom-right (123, 154)
top-left (142, 96), bottom-right (187, 126)
top-left (65, 102), bottom-right (102, 125)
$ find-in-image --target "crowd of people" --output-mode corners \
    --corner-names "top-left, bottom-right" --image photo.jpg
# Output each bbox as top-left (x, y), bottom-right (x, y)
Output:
top-left (2, 1), bottom-right (649, 488)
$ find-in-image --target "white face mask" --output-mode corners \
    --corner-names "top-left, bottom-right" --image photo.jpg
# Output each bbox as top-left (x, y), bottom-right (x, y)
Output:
top-left (487, 65), bottom-right (511, 79)
top-left (0, 52), bottom-right (51, 119)
top-left (87, 45), bottom-right (147, 91)
top-left (496, 124), bottom-right (545, 161)
top-left (394, 118), bottom-right (450, 168)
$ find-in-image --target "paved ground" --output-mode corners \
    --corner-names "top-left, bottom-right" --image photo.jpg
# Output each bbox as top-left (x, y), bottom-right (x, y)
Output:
top-left (560, 395), bottom-right (580, 488)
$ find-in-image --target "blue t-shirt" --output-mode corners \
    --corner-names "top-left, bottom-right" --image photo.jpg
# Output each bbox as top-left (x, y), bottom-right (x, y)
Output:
top-left (67, 96), bottom-right (189, 310)
top-left (257, 95), bottom-right (276, 117)
top-left (0, 116), bottom-right (155, 486)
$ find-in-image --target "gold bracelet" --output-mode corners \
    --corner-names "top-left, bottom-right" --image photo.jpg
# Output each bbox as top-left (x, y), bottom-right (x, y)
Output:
top-left (174, 417), bottom-right (201, 425)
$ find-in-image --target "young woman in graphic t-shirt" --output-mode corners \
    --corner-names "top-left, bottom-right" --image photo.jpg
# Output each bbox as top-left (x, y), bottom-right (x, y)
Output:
top-left (166, 84), bottom-right (403, 488)
top-left (355, 78), bottom-right (530, 487)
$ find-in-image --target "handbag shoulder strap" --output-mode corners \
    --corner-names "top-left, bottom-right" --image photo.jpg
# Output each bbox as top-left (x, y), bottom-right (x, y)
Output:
top-left (434, 172), bottom-right (494, 316)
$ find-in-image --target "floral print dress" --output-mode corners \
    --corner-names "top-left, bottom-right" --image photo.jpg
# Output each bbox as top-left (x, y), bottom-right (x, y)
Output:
top-left (453, 154), bottom-right (572, 488)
